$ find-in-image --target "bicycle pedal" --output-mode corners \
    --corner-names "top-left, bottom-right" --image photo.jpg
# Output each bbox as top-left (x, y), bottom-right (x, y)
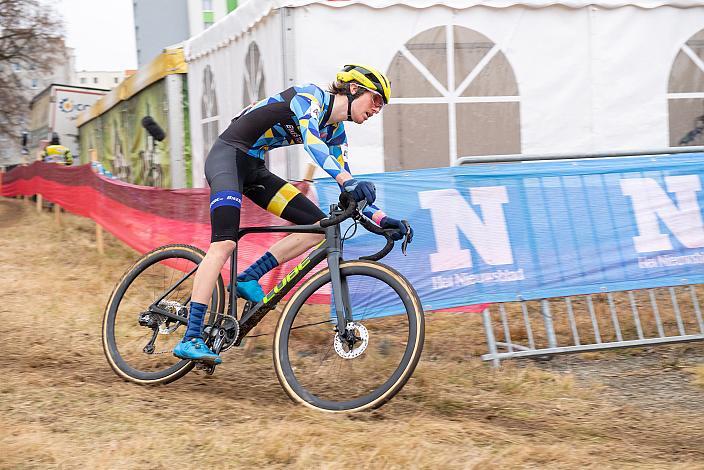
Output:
top-left (194, 362), bottom-right (217, 375)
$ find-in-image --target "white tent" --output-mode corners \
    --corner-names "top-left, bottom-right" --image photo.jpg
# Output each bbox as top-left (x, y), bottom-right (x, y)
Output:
top-left (184, 0), bottom-right (704, 186)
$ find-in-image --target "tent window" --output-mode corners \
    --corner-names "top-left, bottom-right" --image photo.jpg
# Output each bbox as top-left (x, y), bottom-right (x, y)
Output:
top-left (384, 25), bottom-right (520, 170)
top-left (243, 41), bottom-right (268, 167)
top-left (243, 42), bottom-right (266, 108)
top-left (668, 29), bottom-right (704, 146)
top-left (201, 65), bottom-right (219, 162)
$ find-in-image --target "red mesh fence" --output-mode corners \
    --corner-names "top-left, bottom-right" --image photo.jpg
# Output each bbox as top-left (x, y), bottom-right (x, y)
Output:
top-left (2, 162), bottom-right (487, 312)
top-left (1, 162), bottom-right (328, 301)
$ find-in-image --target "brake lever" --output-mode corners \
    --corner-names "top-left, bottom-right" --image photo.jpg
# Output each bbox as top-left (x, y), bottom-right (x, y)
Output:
top-left (401, 220), bottom-right (411, 256)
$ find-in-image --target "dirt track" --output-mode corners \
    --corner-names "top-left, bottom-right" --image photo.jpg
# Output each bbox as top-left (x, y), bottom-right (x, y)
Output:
top-left (1, 197), bottom-right (704, 469)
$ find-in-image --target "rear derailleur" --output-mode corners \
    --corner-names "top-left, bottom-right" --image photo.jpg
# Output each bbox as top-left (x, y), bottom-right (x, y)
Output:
top-left (137, 300), bottom-right (188, 354)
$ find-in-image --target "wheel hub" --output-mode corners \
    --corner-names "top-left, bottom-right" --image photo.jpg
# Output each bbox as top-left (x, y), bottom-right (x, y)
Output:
top-left (333, 322), bottom-right (369, 359)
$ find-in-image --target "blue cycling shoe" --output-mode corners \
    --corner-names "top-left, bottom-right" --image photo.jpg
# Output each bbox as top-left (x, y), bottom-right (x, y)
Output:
top-left (173, 338), bottom-right (222, 364)
top-left (234, 279), bottom-right (265, 303)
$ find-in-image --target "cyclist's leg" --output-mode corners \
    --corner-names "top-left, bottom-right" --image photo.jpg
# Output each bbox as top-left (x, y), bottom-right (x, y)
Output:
top-left (236, 162), bottom-right (326, 300)
top-left (174, 139), bottom-right (243, 363)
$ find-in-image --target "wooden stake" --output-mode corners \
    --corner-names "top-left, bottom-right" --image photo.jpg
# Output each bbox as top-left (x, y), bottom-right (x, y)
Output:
top-left (36, 194), bottom-right (42, 213)
top-left (303, 163), bottom-right (316, 182)
top-left (90, 149), bottom-right (105, 255)
top-left (96, 224), bottom-right (105, 255)
top-left (54, 203), bottom-right (61, 226)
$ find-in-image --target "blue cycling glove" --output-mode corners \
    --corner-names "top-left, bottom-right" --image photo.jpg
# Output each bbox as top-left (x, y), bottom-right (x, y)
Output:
top-left (343, 178), bottom-right (376, 204)
top-left (381, 216), bottom-right (413, 242)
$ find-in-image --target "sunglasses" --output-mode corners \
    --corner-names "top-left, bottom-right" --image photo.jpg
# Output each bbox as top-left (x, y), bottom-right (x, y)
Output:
top-left (370, 92), bottom-right (385, 109)
top-left (357, 85), bottom-right (385, 109)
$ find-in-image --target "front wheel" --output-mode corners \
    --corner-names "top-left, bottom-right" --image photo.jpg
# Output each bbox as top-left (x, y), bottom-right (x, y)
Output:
top-left (273, 260), bottom-right (424, 412)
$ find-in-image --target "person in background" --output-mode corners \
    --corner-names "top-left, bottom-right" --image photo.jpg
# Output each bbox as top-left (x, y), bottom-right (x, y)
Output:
top-left (42, 133), bottom-right (73, 165)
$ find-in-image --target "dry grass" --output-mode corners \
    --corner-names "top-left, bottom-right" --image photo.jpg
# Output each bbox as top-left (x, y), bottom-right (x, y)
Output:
top-left (1, 197), bottom-right (704, 469)
top-left (690, 365), bottom-right (704, 387)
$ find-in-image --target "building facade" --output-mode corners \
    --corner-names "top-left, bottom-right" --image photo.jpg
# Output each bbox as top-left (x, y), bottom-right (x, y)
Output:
top-left (0, 39), bottom-right (75, 167)
top-left (133, 0), bottom-right (239, 67)
top-left (76, 71), bottom-right (128, 90)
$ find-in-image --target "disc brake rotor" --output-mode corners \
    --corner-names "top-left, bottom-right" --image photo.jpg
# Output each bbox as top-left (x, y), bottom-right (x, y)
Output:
top-left (333, 322), bottom-right (369, 359)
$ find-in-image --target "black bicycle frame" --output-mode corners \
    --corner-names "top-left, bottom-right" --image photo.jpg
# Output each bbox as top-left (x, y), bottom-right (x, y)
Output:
top-left (234, 217), bottom-right (353, 340)
top-left (146, 210), bottom-right (355, 340)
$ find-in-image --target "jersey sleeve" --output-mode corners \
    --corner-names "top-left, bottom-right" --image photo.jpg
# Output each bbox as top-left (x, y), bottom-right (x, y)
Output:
top-left (324, 123), bottom-right (387, 223)
top-left (289, 90), bottom-right (351, 184)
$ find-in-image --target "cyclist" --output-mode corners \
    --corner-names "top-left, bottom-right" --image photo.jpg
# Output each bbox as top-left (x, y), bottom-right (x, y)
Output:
top-left (173, 64), bottom-right (413, 364)
top-left (41, 133), bottom-right (73, 165)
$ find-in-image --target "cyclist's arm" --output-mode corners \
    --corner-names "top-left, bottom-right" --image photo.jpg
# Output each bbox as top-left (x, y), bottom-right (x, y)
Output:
top-left (289, 92), bottom-right (354, 186)
top-left (326, 123), bottom-right (386, 224)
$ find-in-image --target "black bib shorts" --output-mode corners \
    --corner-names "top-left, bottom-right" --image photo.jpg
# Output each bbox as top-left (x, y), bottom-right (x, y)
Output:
top-left (205, 138), bottom-right (326, 242)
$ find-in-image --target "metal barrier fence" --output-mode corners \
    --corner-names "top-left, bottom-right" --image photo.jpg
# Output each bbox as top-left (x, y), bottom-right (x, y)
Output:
top-left (460, 147), bottom-right (704, 365)
top-left (455, 145), bottom-right (704, 165)
top-left (481, 285), bottom-right (704, 366)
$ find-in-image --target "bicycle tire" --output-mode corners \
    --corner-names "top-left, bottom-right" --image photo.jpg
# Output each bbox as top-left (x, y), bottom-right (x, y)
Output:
top-left (273, 260), bottom-right (424, 412)
top-left (102, 244), bottom-right (225, 384)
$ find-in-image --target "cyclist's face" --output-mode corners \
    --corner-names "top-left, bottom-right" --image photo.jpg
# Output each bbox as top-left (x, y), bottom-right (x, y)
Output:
top-left (351, 87), bottom-right (384, 124)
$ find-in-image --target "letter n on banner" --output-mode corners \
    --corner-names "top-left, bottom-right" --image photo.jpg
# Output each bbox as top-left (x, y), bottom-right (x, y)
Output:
top-left (419, 187), bottom-right (513, 272)
top-left (620, 175), bottom-right (704, 253)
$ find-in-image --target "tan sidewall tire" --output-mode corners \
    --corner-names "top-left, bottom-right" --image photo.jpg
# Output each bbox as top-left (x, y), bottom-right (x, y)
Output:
top-left (272, 260), bottom-right (424, 412)
top-left (102, 244), bottom-right (224, 385)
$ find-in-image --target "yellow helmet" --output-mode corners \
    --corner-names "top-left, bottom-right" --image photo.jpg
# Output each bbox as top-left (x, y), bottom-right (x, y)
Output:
top-left (336, 64), bottom-right (391, 105)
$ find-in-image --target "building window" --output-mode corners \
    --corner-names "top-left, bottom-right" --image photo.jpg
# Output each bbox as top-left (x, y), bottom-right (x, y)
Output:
top-left (668, 28), bottom-right (704, 146)
top-left (203, 10), bottom-right (214, 29)
top-left (31, 79), bottom-right (38, 89)
top-left (80, 77), bottom-right (87, 84)
top-left (12, 63), bottom-right (20, 71)
top-left (384, 25), bottom-right (521, 170)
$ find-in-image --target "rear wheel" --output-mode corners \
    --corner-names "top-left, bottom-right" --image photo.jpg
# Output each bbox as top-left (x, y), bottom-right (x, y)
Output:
top-left (102, 244), bottom-right (225, 384)
top-left (273, 260), bottom-right (424, 412)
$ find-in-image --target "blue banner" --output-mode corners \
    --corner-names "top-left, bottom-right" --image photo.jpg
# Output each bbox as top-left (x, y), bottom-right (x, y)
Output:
top-left (315, 153), bottom-right (704, 311)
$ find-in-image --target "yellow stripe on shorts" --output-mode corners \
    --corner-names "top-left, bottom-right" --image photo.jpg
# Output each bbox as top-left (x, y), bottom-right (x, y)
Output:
top-left (267, 182), bottom-right (300, 217)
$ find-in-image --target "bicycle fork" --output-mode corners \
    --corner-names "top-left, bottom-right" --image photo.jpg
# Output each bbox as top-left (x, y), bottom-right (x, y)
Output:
top-left (325, 223), bottom-right (354, 339)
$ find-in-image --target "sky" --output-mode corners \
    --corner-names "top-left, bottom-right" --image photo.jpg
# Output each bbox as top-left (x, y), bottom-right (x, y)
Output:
top-left (54, 0), bottom-right (138, 71)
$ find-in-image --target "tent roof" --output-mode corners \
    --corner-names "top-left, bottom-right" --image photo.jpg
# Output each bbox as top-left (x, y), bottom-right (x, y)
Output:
top-left (76, 47), bottom-right (187, 127)
top-left (185, 0), bottom-right (704, 61)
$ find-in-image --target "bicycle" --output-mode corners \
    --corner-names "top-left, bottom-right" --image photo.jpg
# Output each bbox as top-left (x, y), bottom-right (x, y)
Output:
top-left (102, 194), bottom-right (424, 412)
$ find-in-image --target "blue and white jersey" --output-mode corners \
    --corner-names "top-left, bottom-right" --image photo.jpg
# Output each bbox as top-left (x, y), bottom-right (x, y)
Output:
top-left (219, 83), bottom-right (384, 221)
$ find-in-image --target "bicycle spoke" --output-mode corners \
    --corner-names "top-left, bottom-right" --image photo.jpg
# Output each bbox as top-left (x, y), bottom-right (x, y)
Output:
top-left (105, 246), bottom-right (224, 382)
top-left (283, 270), bottom-right (413, 404)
